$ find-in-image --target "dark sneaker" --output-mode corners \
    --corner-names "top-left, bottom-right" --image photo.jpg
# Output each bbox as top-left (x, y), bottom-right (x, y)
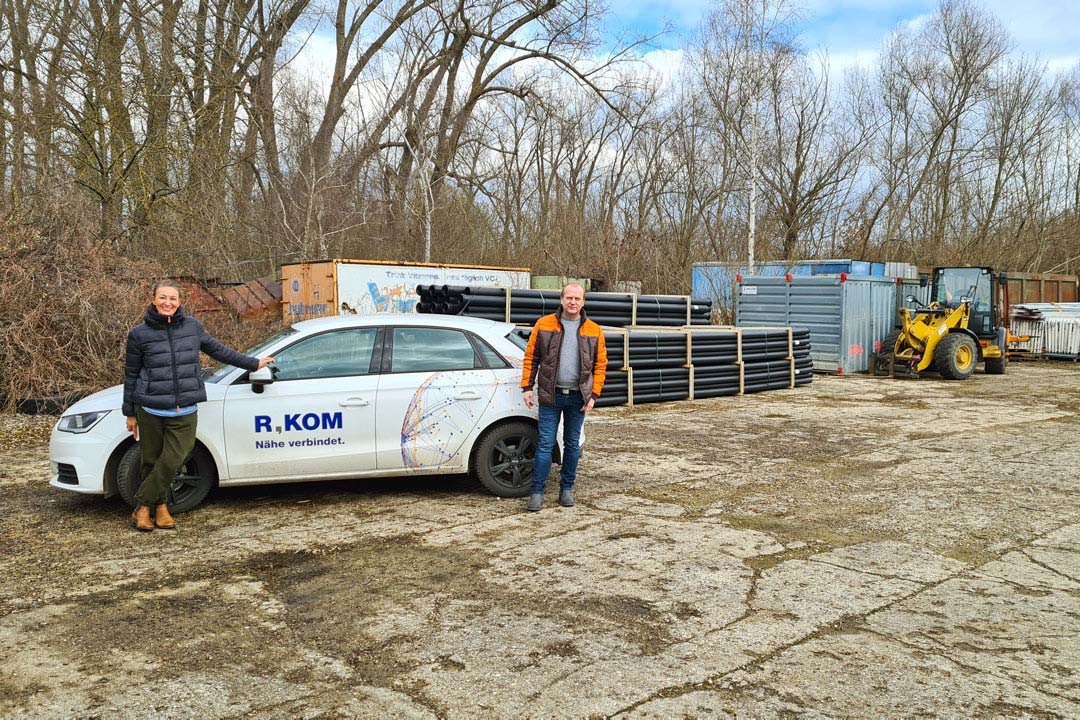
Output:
top-left (559, 489), bottom-right (574, 507)
top-left (527, 493), bottom-right (544, 512)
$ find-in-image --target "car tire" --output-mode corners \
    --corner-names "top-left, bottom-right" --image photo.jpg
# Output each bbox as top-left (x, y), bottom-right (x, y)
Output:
top-left (470, 421), bottom-right (537, 498)
top-left (116, 443), bottom-right (217, 513)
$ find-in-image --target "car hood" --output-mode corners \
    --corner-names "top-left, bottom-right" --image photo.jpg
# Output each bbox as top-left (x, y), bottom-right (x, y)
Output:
top-left (63, 385), bottom-right (124, 414)
top-left (61, 381), bottom-right (230, 415)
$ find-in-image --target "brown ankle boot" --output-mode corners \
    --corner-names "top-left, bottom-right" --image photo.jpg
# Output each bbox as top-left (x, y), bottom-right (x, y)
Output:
top-left (130, 505), bottom-right (154, 532)
top-left (154, 504), bottom-right (177, 530)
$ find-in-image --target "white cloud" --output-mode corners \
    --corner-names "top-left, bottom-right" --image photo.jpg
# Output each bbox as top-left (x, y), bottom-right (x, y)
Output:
top-left (980, 0), bottom-right (1080, 73)
top-left (284, 30), bottom-right (337, 95)
top-left (634, 0), bottom-right (1079, 78)
top-left (820, 48), bottom-right (880, 77)
top-left (636, 48), bottom-right (687, 88)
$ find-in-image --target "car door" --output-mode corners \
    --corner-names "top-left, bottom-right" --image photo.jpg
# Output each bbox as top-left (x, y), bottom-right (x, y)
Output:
top-left (376, 326), bottom-right (501, 472)
top-left (221, 326), bottom-right (381, 481)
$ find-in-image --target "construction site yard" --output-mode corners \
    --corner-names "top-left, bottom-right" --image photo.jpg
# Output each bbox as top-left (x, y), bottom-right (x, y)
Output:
top-left (2, 362), bottom-right (1080, 719)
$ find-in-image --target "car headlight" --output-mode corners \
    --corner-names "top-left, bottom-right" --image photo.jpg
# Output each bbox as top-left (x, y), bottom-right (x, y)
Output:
top-left (57, 410), bottom-right (111, 433)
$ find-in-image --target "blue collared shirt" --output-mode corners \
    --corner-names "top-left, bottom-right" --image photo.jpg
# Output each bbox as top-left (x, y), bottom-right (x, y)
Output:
top-left (142, 405), bottom-right (197, 417)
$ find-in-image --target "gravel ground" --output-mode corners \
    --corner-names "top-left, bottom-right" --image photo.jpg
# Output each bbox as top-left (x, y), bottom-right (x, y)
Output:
top-left (2, 362), bottom-right (1079, 719)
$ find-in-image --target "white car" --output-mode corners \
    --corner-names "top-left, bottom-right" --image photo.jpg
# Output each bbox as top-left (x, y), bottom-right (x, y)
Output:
top-left (49, 314), bottom-right (542, 511)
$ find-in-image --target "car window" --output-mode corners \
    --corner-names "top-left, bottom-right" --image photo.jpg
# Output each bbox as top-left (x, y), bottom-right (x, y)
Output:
top-left (273, 328), bottom-right (378, 380)
top-left (206, 327), bottom-right (298, 383)
top-left (391, 327), bottom-right (479, 373)
top-left (472, 335), bottom-right (510, 368)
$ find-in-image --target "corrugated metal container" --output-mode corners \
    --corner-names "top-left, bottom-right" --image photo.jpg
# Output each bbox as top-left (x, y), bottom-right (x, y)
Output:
top-left (885, 262), bottom-right (919, 279)
top-left (693, 259), bottom-right (915, 312)
top-left (736, 275), bottom-right (900, 374)
top-left (896, 278), bottom-right (931, 323)
top-left (1006, 272), bottom-right (1079, 305)
top-left (692, 262), bottom-right (784, 314)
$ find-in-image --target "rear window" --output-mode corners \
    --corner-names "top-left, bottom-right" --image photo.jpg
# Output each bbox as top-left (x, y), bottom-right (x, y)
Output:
top-left (391, 327), bottom-right (479, 373)
top-left (506, 329), bottom-right (529, 350)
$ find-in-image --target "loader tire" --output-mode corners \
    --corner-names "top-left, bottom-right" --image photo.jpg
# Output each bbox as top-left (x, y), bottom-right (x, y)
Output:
top-left (874, 330), bottom-right (902, 374)
top-left (879, 330), bottom-right (902, 358)
top-left (936, 333), bottom-right (978, 380)
top-left (984, 351), bottom-right (1007, 375)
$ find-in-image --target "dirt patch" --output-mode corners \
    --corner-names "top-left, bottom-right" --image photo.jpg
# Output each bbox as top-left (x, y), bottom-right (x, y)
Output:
top-left (3, 362), bottom-right (1080, 718)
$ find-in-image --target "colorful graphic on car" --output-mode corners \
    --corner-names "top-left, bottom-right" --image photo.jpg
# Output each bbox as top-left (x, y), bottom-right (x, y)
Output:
top-left (400, 371), bottom-right (523, 468)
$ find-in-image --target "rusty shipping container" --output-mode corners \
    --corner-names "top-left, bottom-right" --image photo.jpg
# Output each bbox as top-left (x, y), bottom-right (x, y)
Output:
top-left (280, 259), bottom-right (531, 321)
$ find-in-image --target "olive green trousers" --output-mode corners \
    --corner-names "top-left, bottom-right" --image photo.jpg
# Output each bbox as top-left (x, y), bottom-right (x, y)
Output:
top-left (134, 407), bottom-right (198, 506)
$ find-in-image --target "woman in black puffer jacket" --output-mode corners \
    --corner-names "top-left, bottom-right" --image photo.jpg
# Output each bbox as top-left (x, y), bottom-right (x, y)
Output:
top-left (122, 280), bottom-right (275, 531)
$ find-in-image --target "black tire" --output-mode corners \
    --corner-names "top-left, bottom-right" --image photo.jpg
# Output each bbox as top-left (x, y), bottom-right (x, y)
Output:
top-left (470, 421), bottom-right (537, 497)
top-left (984, 350), bottom-right (1007, 375)
top-left (873, 330), bottom-right (903, 374)
top-left (935, 333), bottom-right (978, 380)
top-left (880, 330), bottom-right (902, 354)
top-left (116, 443), bottom-right (217, 513)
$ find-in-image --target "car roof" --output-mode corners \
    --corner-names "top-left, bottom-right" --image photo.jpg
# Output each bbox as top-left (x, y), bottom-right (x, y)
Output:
top-left (290, 313), bottom-right (515, 336)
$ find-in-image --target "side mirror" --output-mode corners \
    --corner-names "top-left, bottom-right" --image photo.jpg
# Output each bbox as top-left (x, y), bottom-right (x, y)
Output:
top-left (997, 272), bottom-right (1008, 286)
top-left (250, 365), bottom-right (274, 394)
top-left (919, 274), bottom-right (928, 288)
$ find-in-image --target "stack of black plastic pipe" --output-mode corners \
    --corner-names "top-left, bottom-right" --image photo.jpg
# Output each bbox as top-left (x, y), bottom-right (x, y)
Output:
top-left (416, 285), bottom-right (712, 327)
top-left (596, 328), bottom-right (813, 407)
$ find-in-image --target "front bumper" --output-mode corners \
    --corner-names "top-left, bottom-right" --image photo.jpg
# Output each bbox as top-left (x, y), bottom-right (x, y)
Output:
top-left (48, 423), bottom-right (126, 496)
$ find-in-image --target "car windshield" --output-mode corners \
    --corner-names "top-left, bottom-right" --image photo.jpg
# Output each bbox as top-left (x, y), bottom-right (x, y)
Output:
top-left (202, 327), bottom-right (298, 383)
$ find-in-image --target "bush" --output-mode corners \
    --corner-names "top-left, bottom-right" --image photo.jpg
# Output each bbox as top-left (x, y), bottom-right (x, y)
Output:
top-left (0, 209), bottom-right (283, 411)
top-left (0, 214), bottom-right (159, 409)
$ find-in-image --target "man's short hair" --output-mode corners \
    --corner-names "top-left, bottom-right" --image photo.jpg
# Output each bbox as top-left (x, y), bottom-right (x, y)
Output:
top-left (561, 283), bottom-right (585, 298)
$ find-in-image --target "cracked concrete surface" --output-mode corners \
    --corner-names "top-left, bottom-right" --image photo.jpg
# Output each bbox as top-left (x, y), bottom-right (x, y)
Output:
top-left (2, 363), bottom-right (1080, 718)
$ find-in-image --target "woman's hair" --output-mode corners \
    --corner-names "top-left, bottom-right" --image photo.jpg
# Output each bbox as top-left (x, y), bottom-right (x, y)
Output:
top-left (151, 279), bottom-right (181, 296)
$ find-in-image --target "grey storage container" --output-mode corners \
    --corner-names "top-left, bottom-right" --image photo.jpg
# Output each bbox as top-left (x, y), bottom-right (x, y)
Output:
top-left (693, 259), bottom-right (921, 314)
top-left (736, 275), bottom-right (902, 374)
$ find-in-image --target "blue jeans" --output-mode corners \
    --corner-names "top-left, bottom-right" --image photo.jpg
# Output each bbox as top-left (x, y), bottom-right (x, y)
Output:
top-left (532, 389), bottom-right (586, 494)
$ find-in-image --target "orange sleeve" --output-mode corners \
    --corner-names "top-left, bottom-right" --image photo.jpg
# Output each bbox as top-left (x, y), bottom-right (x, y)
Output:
top-left (521, 323), bottom-right (540, 391)
top-left (592, 328), bottom-right (607, 397)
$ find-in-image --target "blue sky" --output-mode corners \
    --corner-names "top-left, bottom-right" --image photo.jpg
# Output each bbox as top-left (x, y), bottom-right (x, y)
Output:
top-left (608, 0), bottom-right (1079, 77)
top-left (289, 0), bottom-right (1078, 97)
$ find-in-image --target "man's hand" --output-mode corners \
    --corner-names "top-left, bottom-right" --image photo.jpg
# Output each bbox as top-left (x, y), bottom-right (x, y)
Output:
top-left (523, 390), bottom-right (534, 408)
top-left (257, 356), bottom-right (276, 369)
top-left (126, 416), bottom-right (138, 440)
top-left (581, 397), bottom-right (595, 414)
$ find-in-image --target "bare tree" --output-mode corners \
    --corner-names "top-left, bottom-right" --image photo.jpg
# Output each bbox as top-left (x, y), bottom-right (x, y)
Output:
top-left (698, 0), bottom-right (801, 270)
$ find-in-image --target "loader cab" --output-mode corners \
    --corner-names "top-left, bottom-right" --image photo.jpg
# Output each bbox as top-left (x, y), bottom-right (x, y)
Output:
top-left (930, 267), bottom-right (998, 338)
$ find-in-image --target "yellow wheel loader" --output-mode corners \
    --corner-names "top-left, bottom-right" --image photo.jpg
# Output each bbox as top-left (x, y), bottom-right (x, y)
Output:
top-left (875, 266), bottom-right (1009, 380)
